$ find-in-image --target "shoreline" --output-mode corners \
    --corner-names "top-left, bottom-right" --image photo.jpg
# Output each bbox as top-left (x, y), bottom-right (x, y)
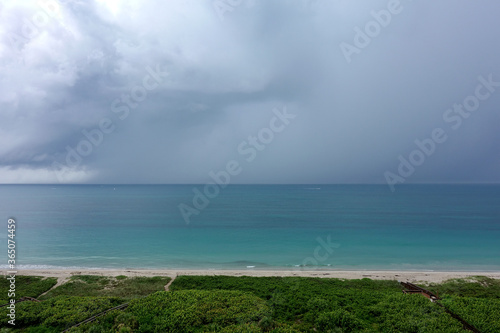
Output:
top-left (3, 269), bottom-right (500, 283)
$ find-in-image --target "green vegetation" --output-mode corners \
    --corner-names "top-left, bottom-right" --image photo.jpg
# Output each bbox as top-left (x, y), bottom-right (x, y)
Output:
top-left (126, 290), bottom-right (269, 332)
top-left (1, 274), bottom-right (499, 332)
top-left (1, 296), bottom-right (123, 332)
top-left (39, 275), bottom-right (171, 300)
top-left (441, 296), bottom-right (500, 333)
top-left (423, 276), bottom-right (500, 333)
top-left (373, 294), bottom-right (465, 332)
top-left (426, 276), bottom-right (500, 298)
top-left (171, 276), bottom-right (467, 332)
top-left (0, 276), bottom-right (57, 303)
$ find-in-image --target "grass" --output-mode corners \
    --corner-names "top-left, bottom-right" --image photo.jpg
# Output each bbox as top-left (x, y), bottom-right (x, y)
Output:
top-left (426, 276), bottom-right (500, 298)
top-left (39, 275), bottom-right (171, 300)
top-left (0, 275), bottom-right (57, 303)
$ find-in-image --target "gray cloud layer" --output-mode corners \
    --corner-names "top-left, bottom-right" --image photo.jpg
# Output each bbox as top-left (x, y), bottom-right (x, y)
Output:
top-left (0, 0), bottom-right (499, 184)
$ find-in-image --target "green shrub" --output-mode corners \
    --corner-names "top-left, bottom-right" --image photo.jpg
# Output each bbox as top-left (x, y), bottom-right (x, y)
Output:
top-left (126, 290), bottom-right (269, 332)
top-left (3, 275), bottom-right (499, 332)
top-left (268, 325), bottom-right (303, 333)
top-left (0, 276), bottom-right (57, 303)
top-left (66, 309), bottom-right (124, 333)
top-left (374, 294), bottom-right (466, 332)
top-left (25, 327), bottom-right (60, 333)
top-left (317, 309), bottom-right (363, 332)
top-left (0, 296), bottom-right (122, 331)
top-left (441, 296), bottom-right (500, 333)
top-left (114, 312), bottom-right (138, 330)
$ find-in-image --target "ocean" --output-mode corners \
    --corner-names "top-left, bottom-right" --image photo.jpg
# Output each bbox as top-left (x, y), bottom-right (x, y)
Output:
top-left (0, 184), bottom-right (499, 271)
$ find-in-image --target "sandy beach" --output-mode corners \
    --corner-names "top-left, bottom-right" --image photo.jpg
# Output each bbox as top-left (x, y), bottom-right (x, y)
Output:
top-left (3, 269), bottom-right (500, 284)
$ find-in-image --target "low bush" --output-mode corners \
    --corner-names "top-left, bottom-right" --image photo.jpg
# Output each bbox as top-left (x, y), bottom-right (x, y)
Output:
top-left (126, 290), bottom-right (270, 332)
top-left (0, 296), bottom-right (123, 331)
top-left (0, 276), bottom-right (57, 303)
top-left (441, 296), bottom-right (500, 333)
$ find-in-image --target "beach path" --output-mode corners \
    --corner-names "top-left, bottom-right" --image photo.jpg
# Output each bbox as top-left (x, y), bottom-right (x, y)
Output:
top-left (165, 275), bottom-right (177, 291)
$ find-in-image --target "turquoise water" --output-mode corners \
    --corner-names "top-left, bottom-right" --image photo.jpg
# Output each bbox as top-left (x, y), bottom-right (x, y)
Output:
top-left (0, 184), bottom-right (499, 271)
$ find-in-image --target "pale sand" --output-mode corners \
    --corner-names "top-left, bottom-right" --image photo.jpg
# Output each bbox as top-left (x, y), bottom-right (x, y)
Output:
top-left (3, 269), bottom-right (500, 284)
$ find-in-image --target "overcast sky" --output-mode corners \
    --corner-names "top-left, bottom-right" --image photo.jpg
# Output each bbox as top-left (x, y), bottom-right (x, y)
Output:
top-left (0, 0), bottom-right (499, 185)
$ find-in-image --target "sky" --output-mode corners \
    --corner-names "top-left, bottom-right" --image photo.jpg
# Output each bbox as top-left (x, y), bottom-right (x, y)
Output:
top-left (0, 0), bottom-right (499, 185)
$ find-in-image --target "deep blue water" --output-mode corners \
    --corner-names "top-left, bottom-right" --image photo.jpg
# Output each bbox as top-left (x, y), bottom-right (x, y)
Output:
top-left (0, 184), bottom-right (499, 271)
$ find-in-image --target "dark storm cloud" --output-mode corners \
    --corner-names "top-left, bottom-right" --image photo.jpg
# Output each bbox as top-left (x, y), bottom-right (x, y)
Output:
top-left (0, 0), bottom-right (499, 184)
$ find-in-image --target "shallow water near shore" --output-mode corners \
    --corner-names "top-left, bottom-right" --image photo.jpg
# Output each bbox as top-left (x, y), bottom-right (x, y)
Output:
top-left (0, 184), bottom-right (499, 271)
